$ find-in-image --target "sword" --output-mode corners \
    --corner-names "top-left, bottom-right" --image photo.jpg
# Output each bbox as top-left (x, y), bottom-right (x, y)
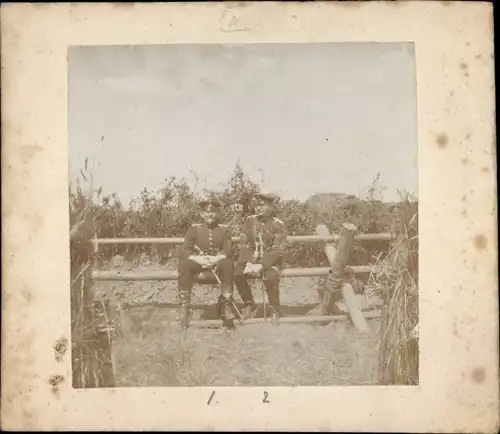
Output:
top-left (193, 245), bottom-right (244, 323)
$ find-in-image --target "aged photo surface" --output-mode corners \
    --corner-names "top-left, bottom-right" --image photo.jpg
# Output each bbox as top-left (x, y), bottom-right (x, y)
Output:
top-left (2, 1), bottom-right (497, 431)
top-left (68, 42), bottom-right (419, 388)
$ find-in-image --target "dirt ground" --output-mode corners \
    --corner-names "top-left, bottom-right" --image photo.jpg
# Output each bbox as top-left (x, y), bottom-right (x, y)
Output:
top-left (95, 261), bottom-right (383, 387)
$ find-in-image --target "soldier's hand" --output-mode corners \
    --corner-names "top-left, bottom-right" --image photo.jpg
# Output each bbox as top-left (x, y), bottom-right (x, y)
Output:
top-left (202, 255), bottom-right (217, 268)
top-left (243, 263), bottom-right (253, 275)
top-left (191, 255), bottom-right (209, 267)
top-left (243, 263), bottom-right (263, 276)
top-left (252, 264), bottom-right (264, 275)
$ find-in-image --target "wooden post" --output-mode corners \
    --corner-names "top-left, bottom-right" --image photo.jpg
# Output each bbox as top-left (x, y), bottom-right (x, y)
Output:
top-left (315, 223), bottom-right (370, 332)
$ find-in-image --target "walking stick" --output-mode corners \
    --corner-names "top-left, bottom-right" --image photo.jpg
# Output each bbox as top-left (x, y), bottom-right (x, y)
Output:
top-left (254, 233), bottom-right (267, 322)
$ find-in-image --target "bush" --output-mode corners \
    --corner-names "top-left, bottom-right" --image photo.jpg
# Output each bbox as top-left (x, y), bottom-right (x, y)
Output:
top-left (70, 163), bottom-right (413, 270)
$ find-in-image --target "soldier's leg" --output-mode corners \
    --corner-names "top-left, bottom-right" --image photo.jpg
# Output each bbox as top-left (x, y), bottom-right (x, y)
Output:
top-left (215, 258), bottom-right (236, 327)
top-left (177, 258), bottom-right (202, 329)
top-left (263, 266), bottom-right (281, 320)
top-left (234, 262), bottom-right (257, 318)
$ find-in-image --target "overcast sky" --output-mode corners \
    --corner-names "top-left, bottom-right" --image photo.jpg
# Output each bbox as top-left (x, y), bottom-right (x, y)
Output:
top-left (68, 43), bottom-right (418, 205)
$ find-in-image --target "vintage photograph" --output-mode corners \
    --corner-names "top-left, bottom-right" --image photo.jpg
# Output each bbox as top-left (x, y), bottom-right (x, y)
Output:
top-left (68, 42), bottom-right (419, 389)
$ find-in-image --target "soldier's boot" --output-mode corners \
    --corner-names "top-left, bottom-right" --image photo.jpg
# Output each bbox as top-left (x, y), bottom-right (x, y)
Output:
top-left (178, 289), bottom-right (191, 330)
top-left (176, 304), bottom-right (189, 330)
top-left (242, 303), bottom-right (258, 320)
top-left (219, 293), bottom-right (236, 330)
top-left (264, 281), bottom-right (281, 326)
top-left (234, 273), bottom-right (256, 320)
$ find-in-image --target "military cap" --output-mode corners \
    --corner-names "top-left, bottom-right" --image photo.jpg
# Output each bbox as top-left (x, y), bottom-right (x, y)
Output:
top-left (198, 197), bottom-right (222, 210)
top-left (254, 192), bottom-right (280, 203)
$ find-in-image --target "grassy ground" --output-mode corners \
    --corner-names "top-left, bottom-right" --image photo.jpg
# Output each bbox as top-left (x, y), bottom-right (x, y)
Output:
top-left (96, 259), bottom-right (382, 387)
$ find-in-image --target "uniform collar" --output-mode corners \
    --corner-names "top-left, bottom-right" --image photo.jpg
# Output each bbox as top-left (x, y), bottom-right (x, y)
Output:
top-left (255, 214), bottom-right (274, 223)
top-left (202, 221), bottom-right (219, 229)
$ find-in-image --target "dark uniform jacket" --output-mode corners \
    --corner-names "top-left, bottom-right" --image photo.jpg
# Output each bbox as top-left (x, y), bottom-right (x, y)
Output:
top-left (238, 214), bottom-right (288, 270)
top-left (181, 223), bottom-right (233, 260)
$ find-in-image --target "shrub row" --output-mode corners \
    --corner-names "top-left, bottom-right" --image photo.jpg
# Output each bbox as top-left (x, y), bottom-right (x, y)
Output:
top-left (70, 164), bottom-right (416, 269)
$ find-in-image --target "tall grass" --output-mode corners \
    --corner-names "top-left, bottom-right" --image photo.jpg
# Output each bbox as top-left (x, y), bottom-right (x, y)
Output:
top-left (70, 159), bottom-right (115, 388)
top-left (370, 194), bottom-right (419, 385)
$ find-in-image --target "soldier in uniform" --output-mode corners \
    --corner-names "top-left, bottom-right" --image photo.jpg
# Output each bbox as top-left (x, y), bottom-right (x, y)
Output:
top-left (177, 197), bottom-right (236, 330)
top-left (234, 192), bottom-right (288, 323)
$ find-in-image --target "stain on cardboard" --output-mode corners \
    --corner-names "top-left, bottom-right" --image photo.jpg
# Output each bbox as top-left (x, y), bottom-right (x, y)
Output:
top-left (436, 134), bottom-right (448, 148)
top-left (461, 158), bottom-right (468, 165)
top-left (21, 287), bottom-right (34, 304)
top-left (48, 374), bottom-right (65, 395)
top-left (474, 234), bottom-right (487, 250)
top-left (53, 338), bottom-right (69, 362)
top-left (19, 145), bottom-right (43, 163)
top-left (481, 166), bottom-right (490, 173)
top-left (471, 367), bottom-right (486, 383)
top-left (459, 62), bottom-right (470, 77)
top-left (26, 212), bottom-right (44, 235)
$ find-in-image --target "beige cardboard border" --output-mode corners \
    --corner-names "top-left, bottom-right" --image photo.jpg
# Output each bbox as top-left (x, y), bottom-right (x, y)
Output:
top-left (1, 1), bottom-right (498, 432)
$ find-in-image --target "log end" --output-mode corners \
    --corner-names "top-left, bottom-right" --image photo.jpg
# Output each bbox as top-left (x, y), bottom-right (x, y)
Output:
top-left (342, 222), bottom-right (358, 232)
top-left (315, 224), bottom-right (330, 237)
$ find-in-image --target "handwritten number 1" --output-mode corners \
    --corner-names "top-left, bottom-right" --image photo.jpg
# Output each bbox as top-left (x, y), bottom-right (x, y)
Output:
top-left (262, 391), bottom-right (270, 403)
top-left (207, 390), bottom-right (215, 405)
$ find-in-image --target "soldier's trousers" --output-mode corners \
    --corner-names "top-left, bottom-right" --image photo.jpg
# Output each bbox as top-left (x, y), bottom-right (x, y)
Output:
top-left (177, 257), bottom-right (235, 314)
top-left (234, 262), bottom-right (281, 313)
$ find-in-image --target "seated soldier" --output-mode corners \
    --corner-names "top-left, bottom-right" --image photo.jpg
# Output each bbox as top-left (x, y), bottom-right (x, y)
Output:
top-left (177, 197), bottom-right (236, 330)
top-left (234, 192), bottom-right (288, 324)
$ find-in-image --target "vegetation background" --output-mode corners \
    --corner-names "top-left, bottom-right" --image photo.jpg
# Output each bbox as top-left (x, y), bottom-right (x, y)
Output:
top-left (69, 162), bottom-right (419, 388)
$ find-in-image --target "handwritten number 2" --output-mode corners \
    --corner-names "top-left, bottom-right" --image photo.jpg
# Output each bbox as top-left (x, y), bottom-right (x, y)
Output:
top-left (262, 391), bottom-right (270, 403)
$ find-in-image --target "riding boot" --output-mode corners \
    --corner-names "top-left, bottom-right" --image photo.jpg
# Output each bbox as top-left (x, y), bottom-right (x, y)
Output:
top-left (179, 304), bottom-right (190, 330)
top-left (264, 280), bottom-right (281, 325)
top-left (178, 287), bottom-right (192, 330)
top-left (219, 292), bottom-right (236, 330)
top-left (242, 304), bottom-right (257, 319)
top-left (234, 271), bottom-right (255, 311)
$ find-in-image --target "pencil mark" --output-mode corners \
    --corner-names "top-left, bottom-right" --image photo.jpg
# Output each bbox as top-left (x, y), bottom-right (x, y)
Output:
top-left (262, 390), bottom-right (270, 403)
top-left (220, 26), bottom-right (250, 33)
top-left (207, 390), bottom-right (216, 405)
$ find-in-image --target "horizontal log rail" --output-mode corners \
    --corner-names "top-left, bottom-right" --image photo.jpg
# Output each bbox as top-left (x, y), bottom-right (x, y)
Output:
top-left (92, 232), bottom-right (394, 246)
top-left (120, 299), bottom-right (384, 311)
top-left (188, 310), bottom-right (382, 327)
top-left (92, 265), bottom-right (376, 282)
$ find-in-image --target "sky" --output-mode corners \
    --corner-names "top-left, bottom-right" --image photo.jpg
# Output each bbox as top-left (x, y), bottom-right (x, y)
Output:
top-left (68, 43), bottom-right (418, 206)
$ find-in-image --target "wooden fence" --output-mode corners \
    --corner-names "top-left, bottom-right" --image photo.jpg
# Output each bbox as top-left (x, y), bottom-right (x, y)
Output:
top-left (92, 223), bottom-right (394, 332)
